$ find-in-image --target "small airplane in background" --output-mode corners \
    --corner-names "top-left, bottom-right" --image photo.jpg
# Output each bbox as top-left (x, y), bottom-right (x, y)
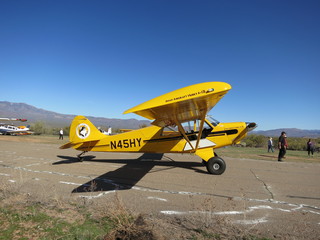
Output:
top-left (60, 82), bottom-right (256, 175)
top-left (98, 126), bottom-right (112, 135)
top-left (0, 118), bottom-right (32, 135)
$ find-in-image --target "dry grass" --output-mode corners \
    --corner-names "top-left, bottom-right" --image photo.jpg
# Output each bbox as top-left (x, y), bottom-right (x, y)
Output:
top-left (0, 179), bottom-right (273, 240)
top-left (0, 180), bottom-right (159, 240)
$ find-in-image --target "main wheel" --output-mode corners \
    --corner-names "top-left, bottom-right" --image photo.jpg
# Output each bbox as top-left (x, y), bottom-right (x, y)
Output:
top-left (205, 157), bottom-right (226, 175)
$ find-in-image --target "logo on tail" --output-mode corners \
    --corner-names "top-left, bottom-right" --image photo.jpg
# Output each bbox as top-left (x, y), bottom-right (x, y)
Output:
top-left (76, 123), bottom-right (90, 139)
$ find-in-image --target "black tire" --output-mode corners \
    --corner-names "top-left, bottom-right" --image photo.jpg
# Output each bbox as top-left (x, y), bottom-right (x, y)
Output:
top-left (205, 157), bottom-right (226, 175)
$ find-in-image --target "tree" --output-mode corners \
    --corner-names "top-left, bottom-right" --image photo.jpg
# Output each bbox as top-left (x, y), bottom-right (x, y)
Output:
top-left (31, 121), bottom-right (46, 135)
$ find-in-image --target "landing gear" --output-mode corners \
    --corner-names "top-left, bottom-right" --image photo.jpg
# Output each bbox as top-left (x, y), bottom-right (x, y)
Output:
top-left (77, 151), bottom-right (87, 162)
top-left (204, 157), bottom-right (226, 175)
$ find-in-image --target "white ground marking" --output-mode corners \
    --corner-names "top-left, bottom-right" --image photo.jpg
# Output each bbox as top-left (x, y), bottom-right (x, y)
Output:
top-left (147, 196), bottom-right (168, 202)
top-left (0, 173), bottom-right (10, 176)
top-left (161, 205), bottom-right (272, 217)
top-left (160, 202), bottom-right (320, 222)
top-left (25, 163), bottom-right (41, 167)
top-left (233, 217), bottom-right (268, 225)
top-left (59, 181), bottom-right (82, 186)
top-left (79, 191), bottom-right (116, 199)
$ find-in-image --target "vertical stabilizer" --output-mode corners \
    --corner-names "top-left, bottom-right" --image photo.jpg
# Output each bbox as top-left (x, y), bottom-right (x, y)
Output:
top-left (60, 116), bottom-right (106, 149)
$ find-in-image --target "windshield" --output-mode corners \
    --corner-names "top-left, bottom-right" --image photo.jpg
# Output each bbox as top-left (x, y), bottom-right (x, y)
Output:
top-left (206, 116), bottom-right (220, 127)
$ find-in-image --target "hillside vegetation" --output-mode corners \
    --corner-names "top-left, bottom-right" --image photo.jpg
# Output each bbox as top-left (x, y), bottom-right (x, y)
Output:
top-left (243, 134), bottom-right (319, 151)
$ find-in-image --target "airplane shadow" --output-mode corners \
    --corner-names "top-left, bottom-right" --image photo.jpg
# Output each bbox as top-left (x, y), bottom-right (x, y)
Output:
top-left (54, 153), bottom-right (207, 193)
top-left (287, 195), bottom-right (320, 201)
top-left (53, 155), bottom-right (96, 164)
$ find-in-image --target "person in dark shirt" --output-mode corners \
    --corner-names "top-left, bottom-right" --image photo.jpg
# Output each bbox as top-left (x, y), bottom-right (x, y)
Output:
top-left (278, 131), bottom-right (288, 162)
top-left (307, 139), bottom-right (314, 157)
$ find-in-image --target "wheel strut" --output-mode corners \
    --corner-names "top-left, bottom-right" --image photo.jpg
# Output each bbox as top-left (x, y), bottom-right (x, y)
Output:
top-left (77, 151), bottom-right (87, 162)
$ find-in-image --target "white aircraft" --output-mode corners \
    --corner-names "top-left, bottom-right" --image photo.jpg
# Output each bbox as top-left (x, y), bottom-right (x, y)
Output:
top-left (0, 118), bottom-right (31, 135)
top-left (98, 126), bottom-right (112, 135)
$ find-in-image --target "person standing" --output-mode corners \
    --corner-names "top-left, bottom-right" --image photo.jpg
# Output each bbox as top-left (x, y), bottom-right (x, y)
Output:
top-left (307, 139), bottom-right (314, 157)
top-left (267, 137), bottom-right (274, 152)
top-left (59, 128), bottom-right (64, 140)
top-left (278, 131), bottom-right (287, 162)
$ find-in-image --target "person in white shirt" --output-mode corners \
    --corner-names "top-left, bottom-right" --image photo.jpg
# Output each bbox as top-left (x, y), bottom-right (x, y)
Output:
top-left (267, 137), bottom-right (274, 152)
top-left (59, 128), bottom-right (64, 140)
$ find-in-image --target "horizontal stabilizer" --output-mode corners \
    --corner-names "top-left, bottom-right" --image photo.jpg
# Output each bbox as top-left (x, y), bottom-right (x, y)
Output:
top-left (59, 142), bottom-right (77, 149)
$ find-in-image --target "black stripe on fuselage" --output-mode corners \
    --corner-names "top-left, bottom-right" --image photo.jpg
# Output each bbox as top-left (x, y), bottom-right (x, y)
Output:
top-left (144, 129), bottom-right (239, 143)
top-left (208, 129), bottom-right (238, 137)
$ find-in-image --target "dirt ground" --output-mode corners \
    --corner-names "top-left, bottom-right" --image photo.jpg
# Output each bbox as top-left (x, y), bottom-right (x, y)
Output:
top-left (0, 136), bottom-right (320, 239)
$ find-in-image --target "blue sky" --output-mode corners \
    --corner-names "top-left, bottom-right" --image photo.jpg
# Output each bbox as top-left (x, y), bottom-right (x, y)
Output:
top-left (0, 0), bottom-right (319, 130)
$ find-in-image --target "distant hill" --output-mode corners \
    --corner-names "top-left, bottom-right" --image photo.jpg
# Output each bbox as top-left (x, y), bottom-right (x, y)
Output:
top-left (252, 129), bottom-right (320, 138)
top-left (0, 101), bottom-right (150, 129)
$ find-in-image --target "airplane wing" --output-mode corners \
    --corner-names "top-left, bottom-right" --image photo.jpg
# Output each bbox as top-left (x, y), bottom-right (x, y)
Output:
top-left (0, 118), bottom-right (27, 122)
top-left (124, 82), bottom-right (231, 127)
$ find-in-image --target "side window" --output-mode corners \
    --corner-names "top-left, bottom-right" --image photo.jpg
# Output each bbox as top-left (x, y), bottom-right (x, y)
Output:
top-left (160, 119), bottom-right (213, 138)
top-left (182, 120), bottom-right (213, 139)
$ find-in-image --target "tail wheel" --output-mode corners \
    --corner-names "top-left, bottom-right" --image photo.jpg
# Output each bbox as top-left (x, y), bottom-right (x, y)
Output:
top-left (205, 157), bottom-right (226, 175)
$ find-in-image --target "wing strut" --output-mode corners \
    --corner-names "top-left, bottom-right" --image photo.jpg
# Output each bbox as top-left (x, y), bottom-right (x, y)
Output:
top-left (173, 112), bottom-right (208, 152)
top-left (174, 118), bottom-right (195, 151)
top-left (194, 112), bottom-right (206, 150)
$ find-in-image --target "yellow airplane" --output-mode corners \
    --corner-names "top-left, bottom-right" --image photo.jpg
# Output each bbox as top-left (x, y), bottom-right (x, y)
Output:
top-left (60, 82), bottom-right (256, 175)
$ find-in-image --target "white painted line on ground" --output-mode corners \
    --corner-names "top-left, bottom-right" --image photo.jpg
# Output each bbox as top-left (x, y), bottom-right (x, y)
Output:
top-left (233, 217), bottom-right (268, 225)
top-left (160, 203), bottom-right (320, 221)
top-left (147, 196), bottom-right (168, 202)
top-left (59, 181), bottom-right (82, 186)
top-left (0, 173), bottom-right (10, 176)
top-left (79, 191), bottom-right (116, 199)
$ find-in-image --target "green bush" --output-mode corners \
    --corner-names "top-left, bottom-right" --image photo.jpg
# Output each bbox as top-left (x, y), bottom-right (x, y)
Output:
top-left (29, 122), bottom-right (69, 136)
top-left (243, 134), bottom-right (266, 148)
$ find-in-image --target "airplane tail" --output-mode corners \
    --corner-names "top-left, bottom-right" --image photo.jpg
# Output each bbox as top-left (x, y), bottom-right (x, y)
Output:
top-left (60, 116), bottom-right (106, 150)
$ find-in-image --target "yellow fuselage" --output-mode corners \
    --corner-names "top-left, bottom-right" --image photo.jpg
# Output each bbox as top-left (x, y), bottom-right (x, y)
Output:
top-left (69, 118), bottom-right (248, 161)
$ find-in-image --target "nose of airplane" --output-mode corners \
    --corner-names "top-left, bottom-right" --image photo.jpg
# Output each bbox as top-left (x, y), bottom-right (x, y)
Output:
top-left (246, 122), bottom-right (257, 131)
top-left (232, 122), bottom-right (257, 144)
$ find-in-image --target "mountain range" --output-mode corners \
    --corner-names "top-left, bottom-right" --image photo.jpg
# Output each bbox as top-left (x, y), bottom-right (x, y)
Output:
top-left (252, 129), bottom-right (320, 138)
top-left (1, 101), bottom-right (319, 138)
top-left (0, 101), bottom-right (150, 129)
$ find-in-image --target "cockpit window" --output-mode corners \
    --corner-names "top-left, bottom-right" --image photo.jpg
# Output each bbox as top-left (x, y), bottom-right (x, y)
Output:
top-left (206, 116), bottom-right (220, 127)
top-left (161, 119), bottom-right (213, 139)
